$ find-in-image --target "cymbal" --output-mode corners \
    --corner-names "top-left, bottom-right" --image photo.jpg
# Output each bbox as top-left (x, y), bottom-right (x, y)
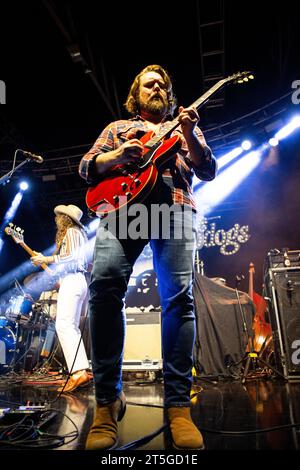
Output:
top-left (23, 272), bottom-right (41, 286)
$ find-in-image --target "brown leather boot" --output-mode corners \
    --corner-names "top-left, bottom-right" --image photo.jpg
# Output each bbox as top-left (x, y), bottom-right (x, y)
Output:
top-left (85, 392), bottom-right (126, 450)
top-left (167, 406), bottom-right (204, 450)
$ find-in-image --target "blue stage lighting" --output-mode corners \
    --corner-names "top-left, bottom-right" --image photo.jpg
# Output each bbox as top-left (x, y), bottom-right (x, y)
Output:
top-left (269, 137), bottom-right (279, 147)
top-left (275, 116), bottom-right (300, 141)
top-left (217, 147), bottom-right (244, 169)
top-left (241, 140), bottom-right (252, 151)
top-left (0, 191), bottom-right (24, 255)
top-left (194, 148), bottom-right (263, 215)
top-left (193, 146), bottom-right (245, 191)
top-left (19, 181), bottom-right (29, 191)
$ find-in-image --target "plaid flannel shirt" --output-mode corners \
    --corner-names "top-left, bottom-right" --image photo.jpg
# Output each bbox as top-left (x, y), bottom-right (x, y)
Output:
top-left (79, 117), bottom-right (216, 211)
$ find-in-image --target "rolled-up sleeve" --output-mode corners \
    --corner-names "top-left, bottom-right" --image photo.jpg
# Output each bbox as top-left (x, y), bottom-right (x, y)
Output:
top-left (192, 144), bottom-right (217, 181)
top-left (174, 126), bottom-right (217, 181)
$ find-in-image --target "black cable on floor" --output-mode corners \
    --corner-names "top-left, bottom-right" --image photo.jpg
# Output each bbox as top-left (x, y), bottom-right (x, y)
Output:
top-left (0, 407), bottom-right (79, 449)
top-left (115, 424), bottom-right (168, 451)
top-left (200, 422), bottom-right (300, 435)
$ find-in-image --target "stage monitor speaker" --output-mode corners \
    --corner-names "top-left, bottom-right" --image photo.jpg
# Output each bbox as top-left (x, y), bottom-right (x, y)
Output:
top-left (265, 266), bottom-right (300, 380)
top-left (123, 309), bottom-right (162, 370)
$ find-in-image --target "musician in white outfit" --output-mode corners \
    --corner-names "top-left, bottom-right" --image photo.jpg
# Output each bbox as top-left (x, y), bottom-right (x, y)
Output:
top-left (31, 204), bottom-right (91, 392)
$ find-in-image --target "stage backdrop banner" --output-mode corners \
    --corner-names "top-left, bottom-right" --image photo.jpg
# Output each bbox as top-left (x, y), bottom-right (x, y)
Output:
top-left (193, 274), bottom-right (255, 378)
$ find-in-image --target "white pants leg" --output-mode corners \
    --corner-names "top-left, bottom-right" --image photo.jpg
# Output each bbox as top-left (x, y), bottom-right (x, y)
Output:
top-left (55, 272), bottom-right (89, 373)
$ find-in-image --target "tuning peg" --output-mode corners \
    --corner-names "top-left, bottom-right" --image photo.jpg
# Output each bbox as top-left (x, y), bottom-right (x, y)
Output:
top-left (16, 227), bottom-right (21, 232)
top-left (9, 222), bottom-right (13, 227)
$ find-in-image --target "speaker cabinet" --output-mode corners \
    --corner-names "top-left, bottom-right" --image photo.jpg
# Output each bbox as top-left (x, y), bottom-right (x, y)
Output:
top-left (265, 267), bottom-right (300, 380)
top-left (123, 309), bottom-right (162, 370)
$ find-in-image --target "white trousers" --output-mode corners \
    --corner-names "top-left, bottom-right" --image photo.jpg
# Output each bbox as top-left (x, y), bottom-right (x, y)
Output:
top-left (56, 272), bottom-right (89, 373)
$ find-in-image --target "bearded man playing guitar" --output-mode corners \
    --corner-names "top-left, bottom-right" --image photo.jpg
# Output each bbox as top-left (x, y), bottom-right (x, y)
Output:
top-left (79, 64), bottom-right (217, 450)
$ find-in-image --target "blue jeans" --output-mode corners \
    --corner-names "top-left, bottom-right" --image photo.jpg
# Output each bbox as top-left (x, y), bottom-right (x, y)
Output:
top-left (89, 205), bottom-right (196, 407)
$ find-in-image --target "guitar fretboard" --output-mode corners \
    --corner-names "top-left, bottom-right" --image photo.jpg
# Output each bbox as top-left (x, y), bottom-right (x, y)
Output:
top-left (145, 78), bottom-right (227, 148)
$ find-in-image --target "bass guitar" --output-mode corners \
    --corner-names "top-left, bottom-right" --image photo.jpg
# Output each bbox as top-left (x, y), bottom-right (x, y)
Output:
top-left (86, 71), bottom-right (254, 216)
top-left (5, 223), bottom-right (53, 275)
top-left (248, 262), bottom-right (272, 353)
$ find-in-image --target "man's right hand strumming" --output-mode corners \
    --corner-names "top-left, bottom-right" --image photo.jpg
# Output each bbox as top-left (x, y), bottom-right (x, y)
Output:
top-left (96, 139), bottom-right (143, 175)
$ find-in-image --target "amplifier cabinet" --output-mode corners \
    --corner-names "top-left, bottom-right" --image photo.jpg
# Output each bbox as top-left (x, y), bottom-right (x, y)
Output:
top-left (123, 309), bottom-right (162, 370)
top-left (265, 266), bottom-right (300, 380)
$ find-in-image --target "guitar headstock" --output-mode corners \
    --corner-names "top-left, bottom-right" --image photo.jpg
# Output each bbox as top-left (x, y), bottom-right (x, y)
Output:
top-left (4, 223), bottom-right (24, 244)
top-left (249, 262), bottom-right (255, 274)
top-left (225, 71), bottom-right (254, 85)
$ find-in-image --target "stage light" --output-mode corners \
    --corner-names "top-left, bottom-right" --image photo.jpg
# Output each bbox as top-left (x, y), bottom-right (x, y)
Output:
top-left (269, 137), bottom-right (279, 147)
top-left (194, 148), bottom-right (263, 215)
top-left (0, 191), bottom-right (25, 255)
top-left (275, 115), bottom-right (300, 141)
top-left (19, 181), bottom-right (29, 191)
top-left (217, 147), bottom-right (244, 169)
top-left (241, 140), bottom-right (252, 151)
top-left (193, 146), bottom-right (245, 191)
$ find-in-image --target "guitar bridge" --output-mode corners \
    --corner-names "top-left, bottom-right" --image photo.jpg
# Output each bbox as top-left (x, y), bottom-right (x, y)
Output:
top-left (90, 198), bottom-right (109, 209)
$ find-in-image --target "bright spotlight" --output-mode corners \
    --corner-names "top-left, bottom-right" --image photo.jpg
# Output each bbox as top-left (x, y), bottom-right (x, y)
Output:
top-left (269, 137), bottom-right (279, 147)
top-left (19, 181), bottom-right (29, 191)
top-left (275, 115), bottom-right (300, 141)
top-left (241, 140), bottom-right (252, 151)
top-left (0, 190), bottom-right (25, 255)
top-left (193, 146), bottom-right (244, 191)
top-left (194, 148), bottom-right (263, 215)
top-left (217, 147), bottom-right (244, 169)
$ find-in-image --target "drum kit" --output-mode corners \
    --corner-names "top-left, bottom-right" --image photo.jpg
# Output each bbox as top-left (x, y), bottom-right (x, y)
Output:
top-left (0, 281), bottom-right (60, 375)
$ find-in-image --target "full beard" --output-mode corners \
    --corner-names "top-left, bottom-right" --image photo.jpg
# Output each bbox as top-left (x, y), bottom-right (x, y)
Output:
top-left (140, 95), bottom-right (168, 117)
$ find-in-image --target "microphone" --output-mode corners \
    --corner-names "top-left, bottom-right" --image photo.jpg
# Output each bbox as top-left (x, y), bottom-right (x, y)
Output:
top-left (21, 150), bottom-right (44, 164)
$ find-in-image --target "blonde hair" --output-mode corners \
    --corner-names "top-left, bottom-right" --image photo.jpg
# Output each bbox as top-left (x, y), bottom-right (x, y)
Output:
top-left (124, 64), bottom-right (177, 116)
top-left (54, 214), bottom-right (85, 254)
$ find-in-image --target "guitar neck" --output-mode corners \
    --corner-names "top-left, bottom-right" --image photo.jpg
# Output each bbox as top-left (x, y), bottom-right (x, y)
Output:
top-left (20, 241), bottom-right (53, 274)
top-left (147, 78), bottom-right (227, 147)
top-left (248, 264), bottom-right (254, 300)
top-left (20, 241), bottom-right (36, 257)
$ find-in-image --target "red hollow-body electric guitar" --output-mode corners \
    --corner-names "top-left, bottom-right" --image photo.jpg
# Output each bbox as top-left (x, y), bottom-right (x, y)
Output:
top-left (86, 71), bottom-right (253, 216)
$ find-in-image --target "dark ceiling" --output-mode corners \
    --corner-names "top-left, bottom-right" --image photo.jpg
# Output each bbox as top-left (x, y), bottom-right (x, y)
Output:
top-left (1, 1), bottom-right (299, 145)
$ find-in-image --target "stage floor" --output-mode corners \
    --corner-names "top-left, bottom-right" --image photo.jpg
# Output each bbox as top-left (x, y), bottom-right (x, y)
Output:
top-left (0, 372), bottom-right (300, 452)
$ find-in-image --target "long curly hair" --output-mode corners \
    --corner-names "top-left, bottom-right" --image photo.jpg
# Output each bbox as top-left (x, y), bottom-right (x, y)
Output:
top-left (54, 214), bottom-right (84, 254)
top-left (124, 64), bottom-right (177, 117)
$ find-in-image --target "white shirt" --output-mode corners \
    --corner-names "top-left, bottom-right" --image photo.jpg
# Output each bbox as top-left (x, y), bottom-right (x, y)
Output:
top-left (53, 227), bottom-right (88, 274)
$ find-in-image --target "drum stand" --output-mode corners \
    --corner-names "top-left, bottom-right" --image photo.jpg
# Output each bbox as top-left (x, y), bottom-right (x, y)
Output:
top-left (233, 275), bottom-right (285, 383)
top-left (10, 316), bottom-right (22, 373)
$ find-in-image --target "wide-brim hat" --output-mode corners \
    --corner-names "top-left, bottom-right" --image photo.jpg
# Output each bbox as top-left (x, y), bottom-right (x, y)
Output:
top-left (54, 204), bottom-right (84, 229)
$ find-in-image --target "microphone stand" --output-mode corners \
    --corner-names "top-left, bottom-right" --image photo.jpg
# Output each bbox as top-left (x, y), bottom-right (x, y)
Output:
top-left (195, 249), bottom-right (204, 275)
top-left (0, 157), bottom-right (33, 186)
